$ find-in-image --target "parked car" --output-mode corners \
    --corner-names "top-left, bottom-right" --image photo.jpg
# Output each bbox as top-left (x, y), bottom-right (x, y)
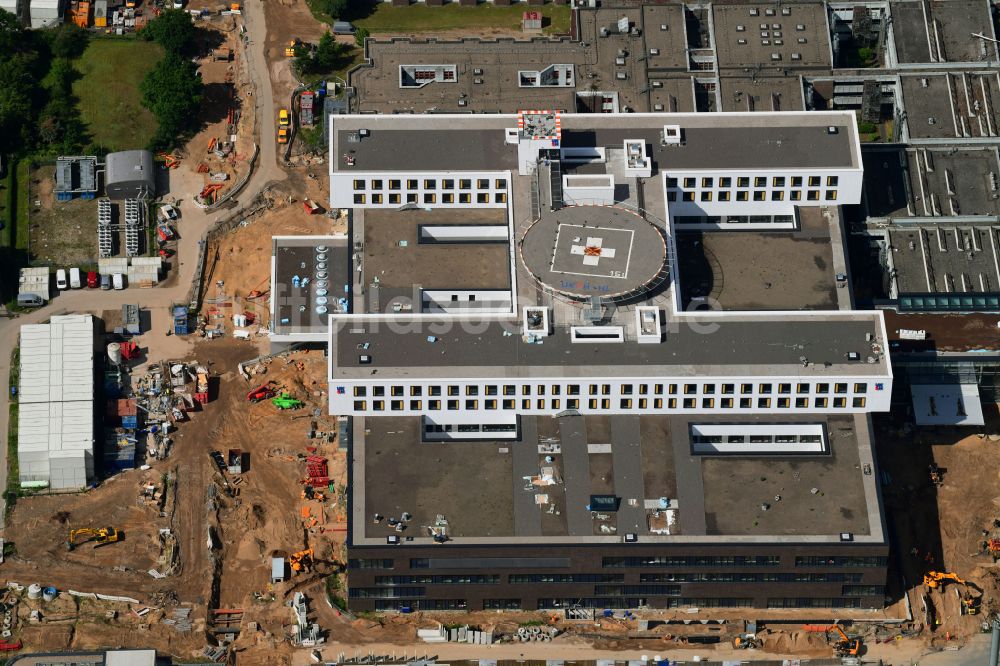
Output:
top-left (69, 267), bottom-right (81, 289)
top-left (87, 271), bottom-right (98, 289)
top-left (55, 269), bottom-right (68, 290)
top-left (278, 109), bottom-right (290, 127)
top-left (16, 293), bottom-right (44, 307)
top-left (332, 20), bottom-right (355, 34)
top-left (112, 273), bottom-right (125, 290)
top-left (100, 274), bottom-right (111, 290)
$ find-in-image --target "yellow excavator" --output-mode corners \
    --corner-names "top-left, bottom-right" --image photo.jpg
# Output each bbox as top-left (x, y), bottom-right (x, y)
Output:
top-left (66, 527), bottom-right (120, 551)
top-left (829, 625), bottom-right (863, 657)
top-left (289, 548), bottom-right (314, 574)
top-left (924, 571), bottom-right (982, 615)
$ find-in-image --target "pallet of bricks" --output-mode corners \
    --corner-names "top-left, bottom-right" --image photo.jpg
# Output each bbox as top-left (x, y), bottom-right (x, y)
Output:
top-left (98, 198), bottom-right (113, 258)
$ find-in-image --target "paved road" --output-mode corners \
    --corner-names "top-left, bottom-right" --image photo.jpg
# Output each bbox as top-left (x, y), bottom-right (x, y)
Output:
top-left (0, 0), bottom-right (286, 530)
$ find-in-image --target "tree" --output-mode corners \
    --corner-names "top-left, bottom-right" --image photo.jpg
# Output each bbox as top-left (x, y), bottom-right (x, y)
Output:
top-left (48, 23), bottom-right (90, 59)
top-left (142, 9), bottom-right (197, 55)
top-left (0, 55), bottom-right (36, 154)
top-left (295, 32), bottom-right (346, 76)
top-left (318, 0), bottom-right (347, 20)
top-left (354, 26), bottom-right (369, 48)
top-left (141, 52), bottom-right (203, 148)
top-left (0, 8), bottom-right (22, 55)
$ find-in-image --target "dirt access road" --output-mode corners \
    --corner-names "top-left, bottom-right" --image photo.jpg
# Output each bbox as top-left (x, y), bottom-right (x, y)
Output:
top-left (0, 0), bottom-right (286, 530)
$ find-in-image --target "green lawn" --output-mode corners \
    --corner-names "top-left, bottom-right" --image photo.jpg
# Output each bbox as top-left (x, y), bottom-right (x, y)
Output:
top-left (353, 3), bottom-right (572, 34)
top-left (14, 160), bottom-right (30, 253)
top-left (72, 39), bottom-right (163, 151)
top-left (0, 164), bottom-right (12, 248)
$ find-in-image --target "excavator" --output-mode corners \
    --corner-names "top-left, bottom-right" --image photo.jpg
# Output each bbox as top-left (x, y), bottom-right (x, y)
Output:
top-left (923, 571), bottom-right (968, 589)
top-left (924, 571), bottom-right (983, 615)
top-left (732, 634), bottom-right (761, 649)
top-left (828, 625), bottom-right (862, 658)
top-left (66, 527), bottom-right (120, 551)
top-left (288, 548), bottom-right (314, 574)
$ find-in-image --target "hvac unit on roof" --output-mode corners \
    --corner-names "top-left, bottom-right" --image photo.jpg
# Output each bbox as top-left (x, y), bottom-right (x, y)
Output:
top-left (660, 23), bottom-right (667, 30)
top-left (782, 7), bottom-right (790, 15)
top-left (765, 8), bottom-right (775, 15)
top-left (750, 7), bottom-right (759, 15)
top-left (661, 124), bottom-right (683, 145)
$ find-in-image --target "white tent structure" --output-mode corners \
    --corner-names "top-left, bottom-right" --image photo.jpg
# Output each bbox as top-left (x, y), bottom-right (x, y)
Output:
top-left (18, 315), bottom-right (95, 489)
top-left (28, 0), bottom-right (61, 28)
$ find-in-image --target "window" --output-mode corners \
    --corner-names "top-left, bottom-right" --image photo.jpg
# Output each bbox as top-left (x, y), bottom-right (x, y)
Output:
top-left (854, 383), bottom-right (868, 393)
top-left (602, 384), bottom-right (612, 395)
top-left (424, 179), bottom-right (436, 189)
top-left (503, 399), bottom-right (514, 410)
top-left (477, 178), bottom-right (489, 189)
top-left (485, 399), bottom-right (497, 410)
top-left (429, 400), bottom-right (441, 410)
top-left (684, 384), bottom-right (697, 395)
top-left (817, 383), bottom-right (829, 393)
top-left (771, 190), bottom-right (784, 201)
top-left (406, 193), bottom-right (417, 204)
top-left (568, 384), bottom-right (580, 396)
top-left (495, 193), bottom-right (506, 203)
top-left (373, 386), bottom-right (385, 397)
top-left (683, 398), bottom-right (696, 409)
top-left (654, 398), bottom-right (663, 409)
top-left (777, 397), bottom-right (790, 408)
top-left (589, 399), bottom-right (598, 410)
top-left (353, 194), bottom-right (366, 204)
top-left (797, 383), bottom-right (809, 394)
top-left (833, 397), bottom-right (847, 408)
top-left (740, 397), bottom-right (752, 408)
top-left (682, 192), bottom-right (695, 202)
top-left (834, 383), bottom-right (848, 394)
top-left (496, 178), bottom-right (507, 189)
top-left (639, 384), bottom-right (648, 395)
top-left (668, 398), bottom-right (678, 409)
top-left (741, 383), bottom-right (753, 394)
top-left (537, 385), bottom-right (546, 396)
top-left (442, 179), bottom-right (454, 189)
top-left (429, 386), bottom-right (442, 396)
top-left (827, 176), bottom-right (839, 186)
top-left (825, 190), bottom-right (837, 201)
top-left (807, 190), bottom-right (820, 201)
top-left (796, 397), bottom-right (808, 408)
top-left (702, 384), bottom-right (715, 394)
top-left (666, 177), bottom-right (678, 187)
top-left (459, 179), bottom-right (471, 189)
top-left (353, 179), bottom-right (366, 190)
top-left (753, 191), bottom-right (766, 201)
top-left (669, 384), bottom-right (678, 395)
top-left (568, 399), bottom-right (579, 410)
top-left (522, 399), bottom-right (531, 410)
top-left (720, 177), bottom-right (732, 187)
top-left (758, 398), bottom-right (771, 408)
top-left (719, 191), bottom-right (731, 202)
top-left (683, 177), bottom-right (696, 188)
top-left (790, 190), bottom-right (801, 201)
top-left (388, 193), bottom-right (401, 204)
top-left (410, 400), bottom-right (422, 410)
top-left (465, 400), bottom-right (478, 410)
top-left (621, 384), bottom-right (633, 395)
top-left (700, 191), bottom-right (712, 201)
top-left (853, 397), bottom-right (866, 408)
top-left (702, 398), bottom-right (715, 408)
top-left (391, 386), bottom-right (404, 397)
top-left (808, 176), bottom-right (821, 187)
top-left (459, 193), bottom-right (471, 204)
top-left (815, 397), bottom-right (828, 408)
top-left (477, 193), bottom-right (489, 204)
top-left (666, 191), bottom-right (677, 202)
top-left (372, 194), bottom-right (383, 204)
top-left (655, 384), bottom-right (664, 395)
top-left (778, 383), bottom-right (791, 394)
top-left (354, 400), bottom-right (367, 410)
top-left (737, 177), bottom-right (750, 188)
top-left (373, 400), bottom-right (385, 411)
top-left (424, 193), bottom-right (436, 204)
top-left (389, 179), bottom-right (401, 190)
top-left (447, 399), bottom-right (459, 410)
top-left (737, 191), bottom-right (749, 201)
top-left (701, 177), bottom-right (714, 187)
top-left (721, 398), bottom-right (734, 408)
top-left (638, 398), bottom-right (647, 409)
top-left (466, 386), bottom-right (479, 396)
top-left (772, 176), bottom-right (785, 187)
top-left (620, 398), bottom-right (633, 409)
top-left (407, 179), bottom-right (418, 189)
top-left (759, 383), bottom-right (772, 393)
top-left (371, 179), bottom-right (383, 190)
top-left (754, 176), bottom-right (766, 187)
top-left (354, 387), bottom-right (367, 397)
top-left (485, 385), bottom-right (498, 396)
top-left (601, 399), bottom-right (611, 409)
top-left (791, 176), bottom-right (802, 187)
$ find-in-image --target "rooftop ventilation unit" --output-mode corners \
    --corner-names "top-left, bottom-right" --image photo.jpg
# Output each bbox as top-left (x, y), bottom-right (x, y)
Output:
top-left (661, 124), bottom-right (683, 145)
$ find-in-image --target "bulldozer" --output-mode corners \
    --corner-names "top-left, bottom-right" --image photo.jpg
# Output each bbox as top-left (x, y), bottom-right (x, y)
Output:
top-left (827, 625), bottom-right (862, 657)
top-left (67, 527), bottom-right (120, 551)
top-left (289, 548), bottom-right (314, 574)
top-left (272, 393), bottom-right (303, 410)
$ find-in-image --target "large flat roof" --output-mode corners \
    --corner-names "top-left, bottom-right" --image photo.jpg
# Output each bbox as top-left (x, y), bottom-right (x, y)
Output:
top-left (352, 412), bottom-right (883, 546)
top-left (330, 313), bottom-right (887, 379)
top-left (330, 112), bottom-right (860, 174)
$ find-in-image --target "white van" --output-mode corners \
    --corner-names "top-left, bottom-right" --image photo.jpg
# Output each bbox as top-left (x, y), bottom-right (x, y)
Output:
top-left (112, 273), bottom-right (125, 290)
top-left (69, 267), bottom-right (81, 289)
top-left (55, 269), bottom-right (68, 290)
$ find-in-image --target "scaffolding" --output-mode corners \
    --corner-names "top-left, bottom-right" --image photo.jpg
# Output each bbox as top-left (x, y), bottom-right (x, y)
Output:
top-left (98, 198), bottom-right (113, 258)
top-left (124, 198), bottom-right (142, 258)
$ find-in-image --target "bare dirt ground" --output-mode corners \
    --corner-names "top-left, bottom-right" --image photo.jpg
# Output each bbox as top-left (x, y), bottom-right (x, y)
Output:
top-left (27, 168), bottom-right (99, 266)
top-left (884, 311), bottom-right (1000, 353)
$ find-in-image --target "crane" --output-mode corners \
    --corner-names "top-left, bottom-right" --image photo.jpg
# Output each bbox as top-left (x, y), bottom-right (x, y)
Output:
top-left (67, 527), bottom-right (120, 551)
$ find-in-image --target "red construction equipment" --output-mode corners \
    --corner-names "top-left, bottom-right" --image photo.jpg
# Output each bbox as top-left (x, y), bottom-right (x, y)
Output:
top-left (156, 224), bottom-right (174, 243)
top-left (246, 382), bottom-right (276, 403)
top-left (0, 639), bottom-right (22, 652)
top-left (302, 199), bottom-right (321, 215)
top-left (157, 152), bottom-right (179, 169)
top-left (208, 137), bottom-right (217, 152)
top-left (120, 341), bottom-right (140, 360)
top-left (200, 183), bottom-right (224, 202)
top-left (197, 162), bottom-right (210, 173)
top-left (305, 455), bottom-right (329, 486)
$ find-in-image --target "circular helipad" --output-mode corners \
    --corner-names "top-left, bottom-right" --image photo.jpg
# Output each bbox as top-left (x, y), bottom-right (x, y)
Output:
top-left (519, 205), bottom-right (668, 300)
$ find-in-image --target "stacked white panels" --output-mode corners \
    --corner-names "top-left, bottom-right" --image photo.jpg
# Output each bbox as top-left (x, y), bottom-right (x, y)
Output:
top-left (17, 315), bottom-right (94, 489)
top-left (128, 256), bottom-right (162, 286)
top-left (98, 258), bottom-right (128, 275)
top-left (98, 198), bottom-right (113, 258)
top-left (124, 198), bottom-right (141, 258)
